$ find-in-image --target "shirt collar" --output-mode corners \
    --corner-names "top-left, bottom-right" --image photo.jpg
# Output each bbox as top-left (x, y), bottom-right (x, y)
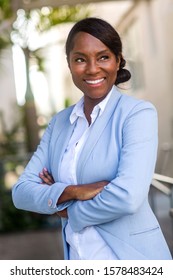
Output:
top-left (70, 86), bottom-right (114, 124)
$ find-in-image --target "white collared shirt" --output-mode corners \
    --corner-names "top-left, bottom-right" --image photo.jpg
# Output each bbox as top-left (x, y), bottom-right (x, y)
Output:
top-left (59, 87), bottom-right (117, 260)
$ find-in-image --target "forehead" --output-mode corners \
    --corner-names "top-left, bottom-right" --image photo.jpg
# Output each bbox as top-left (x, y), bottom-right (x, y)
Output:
top-left (70, 32), bottom-right (109, 53)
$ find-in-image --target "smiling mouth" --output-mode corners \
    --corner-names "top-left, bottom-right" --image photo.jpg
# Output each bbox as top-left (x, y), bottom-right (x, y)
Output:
top-left (85, 78), bottom-right (105, 85)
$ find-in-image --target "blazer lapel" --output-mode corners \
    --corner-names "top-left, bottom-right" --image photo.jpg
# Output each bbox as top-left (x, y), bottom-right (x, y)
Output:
top-left (76, 87), bottom-right (122, 182)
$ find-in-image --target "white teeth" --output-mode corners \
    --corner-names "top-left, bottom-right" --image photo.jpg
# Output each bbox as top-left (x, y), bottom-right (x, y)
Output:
top-left (85, 78), bottom-right (104, 84)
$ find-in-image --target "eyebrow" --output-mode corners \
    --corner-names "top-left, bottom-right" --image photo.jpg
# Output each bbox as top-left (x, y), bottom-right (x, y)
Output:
top-left (72, 49), bottom-right (110, 56)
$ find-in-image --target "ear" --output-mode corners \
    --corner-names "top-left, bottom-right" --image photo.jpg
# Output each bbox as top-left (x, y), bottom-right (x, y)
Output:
top-left (116, 56), bottom-right (121, 71)
top-left (117, 54), bottom-right (121, 66)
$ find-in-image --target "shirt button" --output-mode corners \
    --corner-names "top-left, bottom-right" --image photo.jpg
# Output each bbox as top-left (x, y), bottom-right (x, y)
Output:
top-left (48, 199), bottom-right (53, 207)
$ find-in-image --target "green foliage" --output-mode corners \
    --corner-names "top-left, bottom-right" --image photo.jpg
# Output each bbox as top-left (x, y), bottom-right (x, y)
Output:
top-left (0, 106), bottom-right (23, 156)
top-left (0, 36), bottom-right (10, 55)
top-left (31, 48), bottom-right (45, 72)
top-left (64, 97), bottom-right (72, 108)
top-left (0, 0), bottom-right (12, 22)
top-left (0, 155), bottom-right (49, 233)
top-left (0, 110), bottom-right (40, 232)
top-left (0, 188), bottom-right (45, 232)
top-left (0, 126), bottom-right (20, 157)
top-left (35, 5), bottom-right (90, 32)
top-left (0, 0), bottom-right (12, 54)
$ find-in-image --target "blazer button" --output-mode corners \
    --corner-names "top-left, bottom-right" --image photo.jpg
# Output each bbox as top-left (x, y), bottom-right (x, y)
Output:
top-left (48, 198), bottom-right (53, 207)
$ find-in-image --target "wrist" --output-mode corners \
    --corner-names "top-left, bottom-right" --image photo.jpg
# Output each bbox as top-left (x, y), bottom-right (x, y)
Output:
top-left (65, 185), bottom-right (78, 200)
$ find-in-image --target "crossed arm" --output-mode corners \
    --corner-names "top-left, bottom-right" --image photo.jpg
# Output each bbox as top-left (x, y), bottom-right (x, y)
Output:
top-left (39, 168), bottom-right (109, 218)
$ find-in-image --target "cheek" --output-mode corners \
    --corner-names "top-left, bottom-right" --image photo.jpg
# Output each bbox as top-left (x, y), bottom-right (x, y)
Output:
top-left (69, 65), bottom-right (78, 80)
top-left (109, 68), bottom-right (118, 81)
top-left (69, 64), bottom-right (84, 77)
top-left (70, 71), bottom-right (83, 89)
top-left (105, 61), bottom-right (118, 77)
top-left (71, 70), bottom-right (80, 81)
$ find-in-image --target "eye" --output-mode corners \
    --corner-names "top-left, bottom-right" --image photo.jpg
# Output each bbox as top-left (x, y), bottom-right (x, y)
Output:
top-left (100, 55), bottom-right (109, 61)
top-left (75, 57), bottom-right (85, 63)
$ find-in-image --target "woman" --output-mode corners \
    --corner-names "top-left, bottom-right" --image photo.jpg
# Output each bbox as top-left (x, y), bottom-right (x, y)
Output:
top-left (12, 17), bottom-right (172, 260)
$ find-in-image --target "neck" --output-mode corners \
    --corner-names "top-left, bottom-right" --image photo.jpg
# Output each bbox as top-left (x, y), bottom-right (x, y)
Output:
top-left (83, 97), bottom-right (102, 125)
top-left (83, 106), bottom-right (92, 125)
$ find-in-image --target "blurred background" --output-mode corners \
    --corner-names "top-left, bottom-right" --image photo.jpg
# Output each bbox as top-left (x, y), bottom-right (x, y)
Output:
top-left (0, 0), bottom-right (173, 259)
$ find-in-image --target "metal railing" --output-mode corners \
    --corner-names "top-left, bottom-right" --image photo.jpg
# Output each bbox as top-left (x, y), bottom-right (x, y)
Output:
top-left (151, 173), bottom-right (173, 218)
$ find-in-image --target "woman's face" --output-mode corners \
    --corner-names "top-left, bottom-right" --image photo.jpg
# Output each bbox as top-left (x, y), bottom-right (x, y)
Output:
top-left (68, 32), bottom-right (120, 102)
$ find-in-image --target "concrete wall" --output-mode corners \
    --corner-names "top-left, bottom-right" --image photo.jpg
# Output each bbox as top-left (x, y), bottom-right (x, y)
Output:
top-left (116, 0), bottom-right (173, 176)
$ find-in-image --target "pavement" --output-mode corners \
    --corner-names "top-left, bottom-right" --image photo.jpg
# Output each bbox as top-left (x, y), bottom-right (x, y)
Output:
top-left (149, 188), bottom-right (173, 256)
top-left (0, 227), bottom-right (64, 260)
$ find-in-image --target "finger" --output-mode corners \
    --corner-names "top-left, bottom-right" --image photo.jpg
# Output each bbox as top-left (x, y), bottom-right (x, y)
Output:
top-left (42, 168), bottom-right (55, 183)
top-left (39, 172), bottom-right (52, 185)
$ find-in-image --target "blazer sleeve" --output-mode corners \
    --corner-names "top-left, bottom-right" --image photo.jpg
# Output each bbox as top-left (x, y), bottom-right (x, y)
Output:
top-left (12, 115), bottom-right (73, 214)
top-left (67, 101), bottom-right (158, 231)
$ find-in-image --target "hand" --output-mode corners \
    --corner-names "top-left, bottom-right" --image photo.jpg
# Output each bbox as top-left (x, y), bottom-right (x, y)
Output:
top-left (75, 181), bottom-right (109, 200)
top-left (39, 168), bottom-right (55, 185)
top-left (57, 180), bottom-right (109, 204)
top-left (56, 209), bottom-right (68, 218)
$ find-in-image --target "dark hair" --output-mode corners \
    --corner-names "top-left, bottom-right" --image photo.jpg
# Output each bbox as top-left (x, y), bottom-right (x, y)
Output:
top-left (65, 17), bottom-right (131, 85)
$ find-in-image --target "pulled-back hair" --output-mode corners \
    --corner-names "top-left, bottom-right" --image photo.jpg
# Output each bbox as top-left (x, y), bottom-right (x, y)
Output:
top-left (65, 17), bottom-right (131, 85)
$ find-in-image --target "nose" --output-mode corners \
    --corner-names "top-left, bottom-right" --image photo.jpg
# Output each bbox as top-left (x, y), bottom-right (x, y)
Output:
top-left (86, 59), bottom-right (100, 75)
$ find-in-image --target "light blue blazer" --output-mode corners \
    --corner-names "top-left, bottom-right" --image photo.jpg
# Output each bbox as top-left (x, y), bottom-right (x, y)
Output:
top-left (12, 86), bottom-right (172, 260)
